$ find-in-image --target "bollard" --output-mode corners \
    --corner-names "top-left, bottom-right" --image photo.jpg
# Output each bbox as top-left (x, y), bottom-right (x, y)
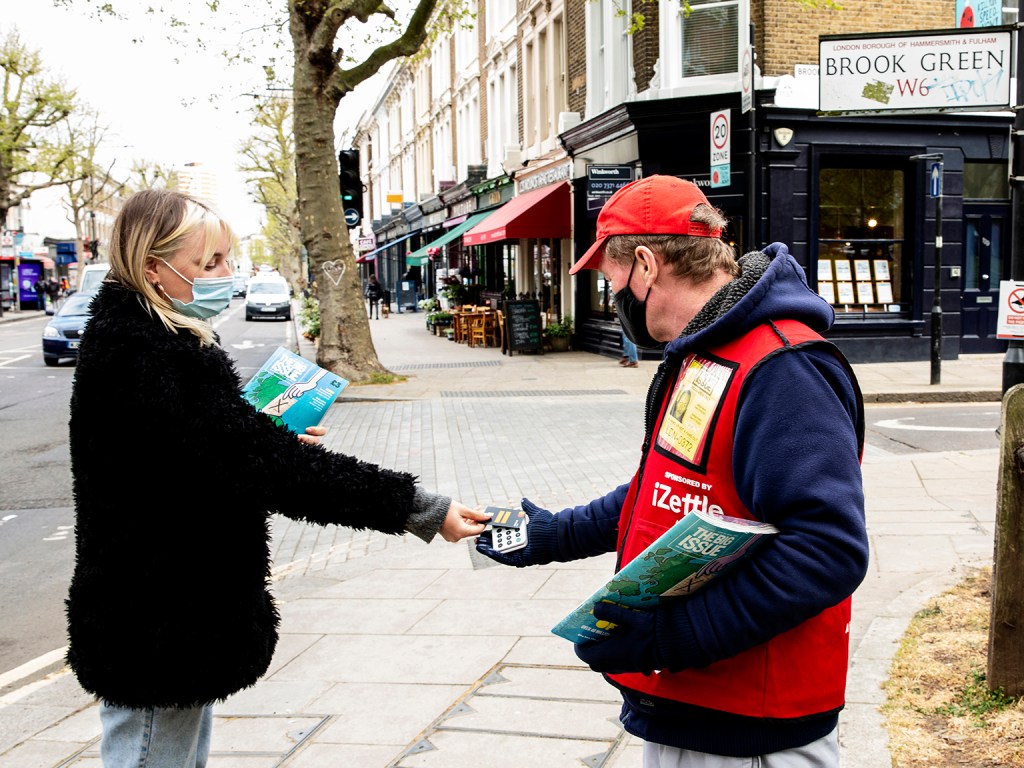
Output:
top-left (988, 383), bottom-right (1024, 696)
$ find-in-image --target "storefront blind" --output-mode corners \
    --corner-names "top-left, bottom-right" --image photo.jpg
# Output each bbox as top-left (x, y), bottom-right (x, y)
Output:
top-left (680, 0), bottom-right (738, 78)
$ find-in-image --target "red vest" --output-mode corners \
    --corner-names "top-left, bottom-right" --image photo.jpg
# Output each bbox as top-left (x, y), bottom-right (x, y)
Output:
top-left (609, 320), bottom-right (855, 719)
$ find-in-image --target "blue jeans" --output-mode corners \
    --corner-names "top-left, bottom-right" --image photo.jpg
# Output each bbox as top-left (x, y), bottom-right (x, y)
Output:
top-left (622, 331), bottom-right (639, 363)
top-left (100, 701), bottom-right (213, 768)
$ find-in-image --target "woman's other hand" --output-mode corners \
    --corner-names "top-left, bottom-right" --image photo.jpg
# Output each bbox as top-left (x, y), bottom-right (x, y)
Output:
top-left (298, 425), bottom-right (328, 445)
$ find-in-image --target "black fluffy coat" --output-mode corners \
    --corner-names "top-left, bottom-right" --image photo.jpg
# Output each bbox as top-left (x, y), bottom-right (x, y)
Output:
top-left (66, 283), bottom-right (418, 709)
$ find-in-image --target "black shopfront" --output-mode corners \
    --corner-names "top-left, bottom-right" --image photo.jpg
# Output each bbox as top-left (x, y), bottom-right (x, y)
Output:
top-left (564, 92), bottom-right (1012, 364)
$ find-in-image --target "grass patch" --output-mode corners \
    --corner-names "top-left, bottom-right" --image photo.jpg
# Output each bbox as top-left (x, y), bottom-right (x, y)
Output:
top-left (882, 566), bottom-right (1024, 766)
top-left (352, 372), bottom-right (407, 386)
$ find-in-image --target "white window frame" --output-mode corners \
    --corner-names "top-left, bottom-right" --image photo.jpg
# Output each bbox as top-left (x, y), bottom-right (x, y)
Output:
top-left (656, 0), bottom-right (747, 98)
top-left (585, 0), bottom-right (633, 117)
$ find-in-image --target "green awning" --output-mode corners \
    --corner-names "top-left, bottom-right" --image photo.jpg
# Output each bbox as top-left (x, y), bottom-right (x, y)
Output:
top-left (405, 210), bottom-right (494, 266)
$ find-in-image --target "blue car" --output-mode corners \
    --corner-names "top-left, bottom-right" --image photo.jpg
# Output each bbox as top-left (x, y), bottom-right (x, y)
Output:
top-left (42, 292), bottom-right (95, 366)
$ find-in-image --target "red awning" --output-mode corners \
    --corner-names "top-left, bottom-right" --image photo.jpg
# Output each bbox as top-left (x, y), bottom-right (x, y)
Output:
top-left (462, 182), bottom-right (570, 245)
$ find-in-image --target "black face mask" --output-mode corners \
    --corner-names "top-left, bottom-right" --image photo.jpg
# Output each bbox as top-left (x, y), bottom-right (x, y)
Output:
top-left (614, 256), bottom-right (662, 349)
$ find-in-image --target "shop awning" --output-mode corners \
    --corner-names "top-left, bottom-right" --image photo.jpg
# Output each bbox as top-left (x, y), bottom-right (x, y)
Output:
top-left (357, 231), bottom-right (416, 264)
top-left (405, 210), bottom-right (495, 266)
top-left (462, 182), bottom-right (570, 246)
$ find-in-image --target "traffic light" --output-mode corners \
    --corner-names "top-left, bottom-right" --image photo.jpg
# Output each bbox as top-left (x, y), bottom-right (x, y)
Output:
top-left (338, 149), bottom-right (362, 227)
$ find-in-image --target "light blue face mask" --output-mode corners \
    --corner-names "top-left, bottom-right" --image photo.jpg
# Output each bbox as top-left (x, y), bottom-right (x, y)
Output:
top-left (160, 260), bottom-right (234, 319)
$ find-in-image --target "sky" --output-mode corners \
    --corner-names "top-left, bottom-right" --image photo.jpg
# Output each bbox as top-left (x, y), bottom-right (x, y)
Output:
top-left (7, 2), bottom-right (383, 240)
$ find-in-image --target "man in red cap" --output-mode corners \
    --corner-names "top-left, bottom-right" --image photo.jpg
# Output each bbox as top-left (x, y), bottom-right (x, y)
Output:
top-left (477, 175), bottom-right (867, 766)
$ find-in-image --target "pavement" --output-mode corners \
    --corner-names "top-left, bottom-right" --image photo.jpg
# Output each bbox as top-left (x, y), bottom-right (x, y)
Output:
top-left (0, 304), bottom-right (1009, 768)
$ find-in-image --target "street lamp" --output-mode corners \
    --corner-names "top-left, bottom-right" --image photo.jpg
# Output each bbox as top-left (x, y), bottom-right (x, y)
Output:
top-left (911, 153), bottom-right (944, 385)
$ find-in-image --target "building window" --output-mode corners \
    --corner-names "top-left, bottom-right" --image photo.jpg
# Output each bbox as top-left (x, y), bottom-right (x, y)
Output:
top-left (586, 0), bottom-right (631, 116)
top-left (964, 161), bottom-right (1009, 200)
top-left (680, 0), bottom-right (738, 78)
top-left (817, 166), bottom-right (907, 315)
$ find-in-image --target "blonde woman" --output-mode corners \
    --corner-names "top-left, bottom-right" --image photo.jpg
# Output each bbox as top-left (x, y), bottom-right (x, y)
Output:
top-left (65, 189), bottom-right (488, 767)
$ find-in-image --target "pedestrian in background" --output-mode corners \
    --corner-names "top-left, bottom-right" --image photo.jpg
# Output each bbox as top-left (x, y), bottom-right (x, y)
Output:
top-left (33, 276), bottom-right (47, 311)
top-left (476, 176), bottom-right (867, 767)
top-left (365, 273), bottom-right (383, 319)
top-left (46, 276), bottom-right (61, 309)
top-left (619, 328), bottom-right (639, 367)
top-left (65, 188), bottom-right (490, 768)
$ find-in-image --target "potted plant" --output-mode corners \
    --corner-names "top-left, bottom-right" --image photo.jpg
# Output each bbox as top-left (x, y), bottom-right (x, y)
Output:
top-left (544, 314), bottom-right (573, 351)
top-left (299, 296), bottom-right (321, 342)
top-left (427, 310), bottom-right (453, 335)
top-left (440, 277), bottom-right (466, 308)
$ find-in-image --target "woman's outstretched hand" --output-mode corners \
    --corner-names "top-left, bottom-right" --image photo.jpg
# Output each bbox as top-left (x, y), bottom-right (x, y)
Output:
top-left (440, 502), bottom-right (491, 542)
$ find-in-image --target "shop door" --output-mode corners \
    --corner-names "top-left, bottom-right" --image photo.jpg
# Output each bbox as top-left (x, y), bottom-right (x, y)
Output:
top-left (960, 208), bottom-right (1008, 353)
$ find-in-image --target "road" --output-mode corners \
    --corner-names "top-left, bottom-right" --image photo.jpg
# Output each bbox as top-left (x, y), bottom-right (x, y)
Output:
top-left (864, 401), bottom-right (1001, 454)
top-left (0, 304), bottom-right (1003, 692)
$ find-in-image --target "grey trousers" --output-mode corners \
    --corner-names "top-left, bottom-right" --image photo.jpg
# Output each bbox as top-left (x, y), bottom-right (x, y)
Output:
top-left (642, 727), bottom-right (839, 768)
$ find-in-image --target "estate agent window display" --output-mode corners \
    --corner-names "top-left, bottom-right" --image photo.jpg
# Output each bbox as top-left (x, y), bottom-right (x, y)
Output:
top-left (816, 166), bottom-right (907, 317)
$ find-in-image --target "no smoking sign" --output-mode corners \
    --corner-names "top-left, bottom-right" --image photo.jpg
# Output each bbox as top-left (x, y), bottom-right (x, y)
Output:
top-left (996, 280), bottom-right (1024, 339)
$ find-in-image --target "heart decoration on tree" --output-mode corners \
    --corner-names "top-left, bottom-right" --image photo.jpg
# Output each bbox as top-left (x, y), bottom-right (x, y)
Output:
top-left (321, 260), bottom-right (347, 286)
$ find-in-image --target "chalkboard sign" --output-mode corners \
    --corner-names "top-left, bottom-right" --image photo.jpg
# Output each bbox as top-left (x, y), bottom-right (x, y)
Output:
top-left (503, 300), bottom-right (543, 355)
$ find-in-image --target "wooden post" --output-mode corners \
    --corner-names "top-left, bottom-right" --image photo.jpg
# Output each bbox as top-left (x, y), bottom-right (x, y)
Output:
top-left (988, 383), bottom-right (1024, 695)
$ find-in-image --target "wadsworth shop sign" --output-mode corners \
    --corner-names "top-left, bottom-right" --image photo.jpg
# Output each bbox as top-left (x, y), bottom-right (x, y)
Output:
top-left (819, 27), bottom-right (1012, 115)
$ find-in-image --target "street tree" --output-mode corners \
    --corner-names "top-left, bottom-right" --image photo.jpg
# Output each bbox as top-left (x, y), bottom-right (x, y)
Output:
top-left (290, 0), bottom-right (464, 380)
top-left (54, 0), bottom-right (462, 382)
top-left (238, 96), bottom-right (303, 289)
top-left (0, 28), bottom-right (78, 229)
top-left (123, 160), bottom-right (177, 195)
top-left (55, 107), bottom-right (125, 263)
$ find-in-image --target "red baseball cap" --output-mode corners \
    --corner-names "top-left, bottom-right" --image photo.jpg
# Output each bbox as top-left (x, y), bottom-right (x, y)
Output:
top-left (570, 175), bottom-right (723, 275)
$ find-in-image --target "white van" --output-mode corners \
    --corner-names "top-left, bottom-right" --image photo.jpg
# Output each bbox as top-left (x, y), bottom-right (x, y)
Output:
top-left (77, 263), bottom-right (111, 295)
top-left (245, 275), bottom-right (292, 321)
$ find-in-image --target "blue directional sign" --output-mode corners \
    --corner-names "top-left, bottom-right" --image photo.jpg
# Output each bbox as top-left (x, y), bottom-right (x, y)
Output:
top-left (928, 163), bottom-right (942, 198)
top-left (344, 208), bottom-right (360, 227)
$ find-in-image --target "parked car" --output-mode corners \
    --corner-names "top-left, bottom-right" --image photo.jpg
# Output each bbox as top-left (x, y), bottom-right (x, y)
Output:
top-left (245, 276), bottom-right (292, 321)
top-left (42, 291), bottom-right (95, 366)
top-left (232, 273), bottom-right (249, 298)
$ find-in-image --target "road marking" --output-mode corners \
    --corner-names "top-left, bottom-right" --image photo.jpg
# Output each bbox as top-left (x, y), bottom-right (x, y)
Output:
top-left (0, 354), bottom-right (32, 367)
top-left (0, 646), bottom-right (68, 699)
top-left (0, 515), bottom-right (17, 526)
top-left (874, 417), bottom-right (994, 433)
top-left (43, 525), bottom-right (73, 542)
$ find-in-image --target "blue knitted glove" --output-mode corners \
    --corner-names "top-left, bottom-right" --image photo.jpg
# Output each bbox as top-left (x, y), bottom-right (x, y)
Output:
top-left (574, 601), bottom-right (663, 675)
top-left (475, 498), bottom-right (558, 567)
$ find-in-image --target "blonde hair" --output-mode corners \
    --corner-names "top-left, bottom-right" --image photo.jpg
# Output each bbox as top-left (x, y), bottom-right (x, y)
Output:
top-left (604, 204), bottom-right (740, 283)
top-left (107, 189), bottom-right (236, 345)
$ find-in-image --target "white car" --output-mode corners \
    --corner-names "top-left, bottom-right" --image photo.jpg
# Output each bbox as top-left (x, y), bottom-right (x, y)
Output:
top-left (245, 276), bottom-right (292, 321)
